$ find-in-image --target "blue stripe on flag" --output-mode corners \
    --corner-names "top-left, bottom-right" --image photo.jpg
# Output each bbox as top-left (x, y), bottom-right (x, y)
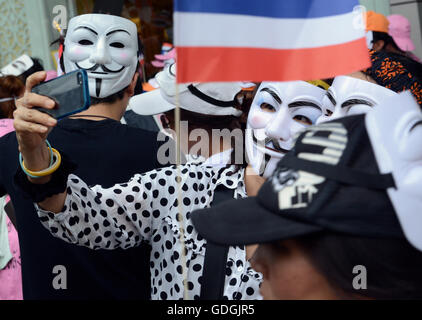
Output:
top-left (174, 0), bottom-right (360, 19)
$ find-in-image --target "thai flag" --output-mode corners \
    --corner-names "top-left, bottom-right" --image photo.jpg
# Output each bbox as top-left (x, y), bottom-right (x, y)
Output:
top-left (174, 0), bottom-right (370, 83)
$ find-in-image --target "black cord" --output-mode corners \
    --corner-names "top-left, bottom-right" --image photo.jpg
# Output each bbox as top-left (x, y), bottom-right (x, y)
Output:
top-left (68, 114), bottom-right (117, 121)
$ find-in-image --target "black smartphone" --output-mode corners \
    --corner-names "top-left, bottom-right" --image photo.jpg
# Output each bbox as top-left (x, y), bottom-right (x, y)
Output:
top-left (32, 69), bottom-right (90, 120)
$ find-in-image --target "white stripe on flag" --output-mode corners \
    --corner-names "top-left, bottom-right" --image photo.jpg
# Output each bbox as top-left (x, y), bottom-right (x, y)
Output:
top-left (175, 11), bottom-right (364, 49)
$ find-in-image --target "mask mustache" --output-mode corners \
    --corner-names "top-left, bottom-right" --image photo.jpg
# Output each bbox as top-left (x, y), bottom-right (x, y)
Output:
top-left (75, 62), bottom-right (125, 74)
top-left (252, 132), bottom-right (287, 153)
top-left (264, 137), bottom-right (286, 152)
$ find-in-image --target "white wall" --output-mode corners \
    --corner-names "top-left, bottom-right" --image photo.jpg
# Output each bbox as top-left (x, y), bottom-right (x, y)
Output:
top-left (360, 0), bottom-right (391, 15)
top-left (0, 0), bottom-right (76, 71)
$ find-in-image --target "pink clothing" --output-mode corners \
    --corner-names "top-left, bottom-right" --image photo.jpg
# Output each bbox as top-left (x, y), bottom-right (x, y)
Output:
top-left (0, 216), bottom-right (22, 300)
top-left (0, 119), bottom-right (14, 137)
top-left (0, 120), bottom-right (22, 300)
top-left (388, 14), bottom-right (415, 52)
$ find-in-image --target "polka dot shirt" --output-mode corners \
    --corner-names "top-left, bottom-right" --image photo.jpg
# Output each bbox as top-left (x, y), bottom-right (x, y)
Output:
top-left (36, 163), bottom-right (263, 300)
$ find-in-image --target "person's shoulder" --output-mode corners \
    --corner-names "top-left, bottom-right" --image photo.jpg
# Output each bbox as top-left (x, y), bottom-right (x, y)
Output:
top-left (0, 131), bottom-right (18, 174)
top-left (0, 130), bottom-right (17, 149)
top-left (122, 124), bottom-right (159, 137)
top-left (118, 124), bottom-right (161, 143)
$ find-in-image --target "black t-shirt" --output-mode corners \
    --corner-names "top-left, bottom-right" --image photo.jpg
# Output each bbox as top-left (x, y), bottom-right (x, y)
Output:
top-left (123, 110), bottom-right (160, 132)
top-left (0, 118), bottom-right (165, 299)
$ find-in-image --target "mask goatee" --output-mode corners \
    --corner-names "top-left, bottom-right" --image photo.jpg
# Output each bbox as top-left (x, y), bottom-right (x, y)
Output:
top-left (96, 78), bottom-right (102, 97)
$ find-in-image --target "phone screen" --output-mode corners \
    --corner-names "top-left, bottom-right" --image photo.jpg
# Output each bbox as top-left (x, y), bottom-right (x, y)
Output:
top-left (32, 70), bottom-right (90, 120)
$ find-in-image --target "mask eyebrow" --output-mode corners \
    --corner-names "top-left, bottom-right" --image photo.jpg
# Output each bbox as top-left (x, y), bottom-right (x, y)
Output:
top-left (260, 88), bottom-right (282, 105)
top-left (288, 101), bottom-right (321, 110)
top-left (326, 90), bottom-right (337, 106)
top-left (341, 99), bottom-right (374, 108)
top-left (14, 61), bottom-right (26, 67)
top-left (106, 29), bottom-right (130, 36)
top-left (75, 26), bottom-right (98, 35)
top-left (410, 120), bottom-right (422, 132)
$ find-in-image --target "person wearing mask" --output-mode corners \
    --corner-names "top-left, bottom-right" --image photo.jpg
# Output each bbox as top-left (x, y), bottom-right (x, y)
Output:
top-left (317, 72), bottom-right (397, 123)
top-left (0, 13), bottom-right (169, 300)
top-left (1, 54), bottom-right (44, 84)
top-left (11, 67), bottom-right (326, 299)
top-left (191, 92), bottom-right (422, 300)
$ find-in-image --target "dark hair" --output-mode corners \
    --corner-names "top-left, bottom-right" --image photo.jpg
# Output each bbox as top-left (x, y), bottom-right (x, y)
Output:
top-left (20, 57), bottom-right (44, 83)
top-left (0, 75), bottom-right (25, 119)
top-left (163, 88), bottom-right (256, 167)
top-left (292, 232), bottom-right (422, 299)
top-left (372, 31), bottom-right (403, 53)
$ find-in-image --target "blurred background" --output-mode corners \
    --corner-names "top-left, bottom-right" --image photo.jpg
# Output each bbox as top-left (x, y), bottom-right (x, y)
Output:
top-left (0, 0), bottom-right (420, 82)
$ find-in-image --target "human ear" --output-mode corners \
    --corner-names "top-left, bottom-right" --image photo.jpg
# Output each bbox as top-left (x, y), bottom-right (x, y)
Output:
top-left (126, 72), bottom-right (139, 97)
top-left (250, 244), bottom-right (270, 276)
top-left (373, 40), bottom-right (385, 52)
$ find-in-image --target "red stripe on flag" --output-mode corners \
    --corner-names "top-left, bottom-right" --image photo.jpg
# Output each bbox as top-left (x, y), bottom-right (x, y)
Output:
top-left (176, 38), bottom-right (370, 83)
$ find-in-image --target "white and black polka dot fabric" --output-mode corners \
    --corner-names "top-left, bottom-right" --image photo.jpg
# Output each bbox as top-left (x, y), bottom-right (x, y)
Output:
top-left (36, 164), bottom-right (262, 300)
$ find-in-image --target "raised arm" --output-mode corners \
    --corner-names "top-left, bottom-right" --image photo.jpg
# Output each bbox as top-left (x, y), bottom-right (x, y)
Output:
top-left (13, 72), bottom-right (66, 212)
top-left (12, 72), bottom-right (178, 250)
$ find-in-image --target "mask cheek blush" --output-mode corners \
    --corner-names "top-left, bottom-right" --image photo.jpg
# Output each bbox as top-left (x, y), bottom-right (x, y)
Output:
top-left (68, 46), bottom-right (89, 60)
top-left (249, 112), bottom-right (269, 129)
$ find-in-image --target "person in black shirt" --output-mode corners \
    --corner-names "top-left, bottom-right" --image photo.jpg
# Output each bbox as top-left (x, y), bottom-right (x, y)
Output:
top-left (0, 13), bottom-right (170, 299)
top-left (0, 117), bottom-right (165, 299)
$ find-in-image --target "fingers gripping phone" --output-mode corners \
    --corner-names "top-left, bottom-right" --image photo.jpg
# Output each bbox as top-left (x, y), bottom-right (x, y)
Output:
top-left (32, 69), bottom-right (90, 120)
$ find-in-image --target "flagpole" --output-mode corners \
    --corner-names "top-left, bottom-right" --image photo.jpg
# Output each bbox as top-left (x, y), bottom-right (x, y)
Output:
top-left (175, 80), bottom-right (190, 300)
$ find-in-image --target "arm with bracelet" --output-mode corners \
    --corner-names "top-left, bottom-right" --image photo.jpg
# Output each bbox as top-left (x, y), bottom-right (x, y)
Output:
top-left (14, 72), bottom-right (68, 212)
top-left (14, 73), bottom-right (200, 250)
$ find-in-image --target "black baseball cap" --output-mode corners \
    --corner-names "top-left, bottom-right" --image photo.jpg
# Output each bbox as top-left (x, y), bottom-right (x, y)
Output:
top-left (191, 115), bottom-right (406, 246)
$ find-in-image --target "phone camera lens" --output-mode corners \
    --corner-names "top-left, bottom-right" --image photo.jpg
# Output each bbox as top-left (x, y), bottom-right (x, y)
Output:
top-left (77, 73), bottom-right (82, 84)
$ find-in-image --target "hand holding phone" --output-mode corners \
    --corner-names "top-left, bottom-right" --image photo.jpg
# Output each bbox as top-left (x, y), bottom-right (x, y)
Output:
top-left (32, 69), bottom-right (90, 120)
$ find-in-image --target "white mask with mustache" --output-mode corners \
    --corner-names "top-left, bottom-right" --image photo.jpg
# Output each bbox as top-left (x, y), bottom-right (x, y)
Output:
top-left (317, 75), bottom-right (397, 124)
top-left (63, 14), bottom-right (138, 98)
top-left (246, 81), bottom-right (326, 178)
top-left (366, 91), bottom-right (422, 251)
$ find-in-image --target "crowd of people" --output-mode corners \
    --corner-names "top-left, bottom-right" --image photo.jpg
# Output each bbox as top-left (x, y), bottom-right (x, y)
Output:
top-left (0, 9), bottom-right (422, 301)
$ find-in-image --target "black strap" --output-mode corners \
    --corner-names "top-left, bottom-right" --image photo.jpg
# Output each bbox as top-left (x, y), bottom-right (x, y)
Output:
top-left (280, 154), bottom-right (396, 190)
top-left (200, 187), bottom-right (232, 300)
top-left (187, 85), bottom-right (236, 108)
top-left (4, 200), bottom-right (17, 229)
